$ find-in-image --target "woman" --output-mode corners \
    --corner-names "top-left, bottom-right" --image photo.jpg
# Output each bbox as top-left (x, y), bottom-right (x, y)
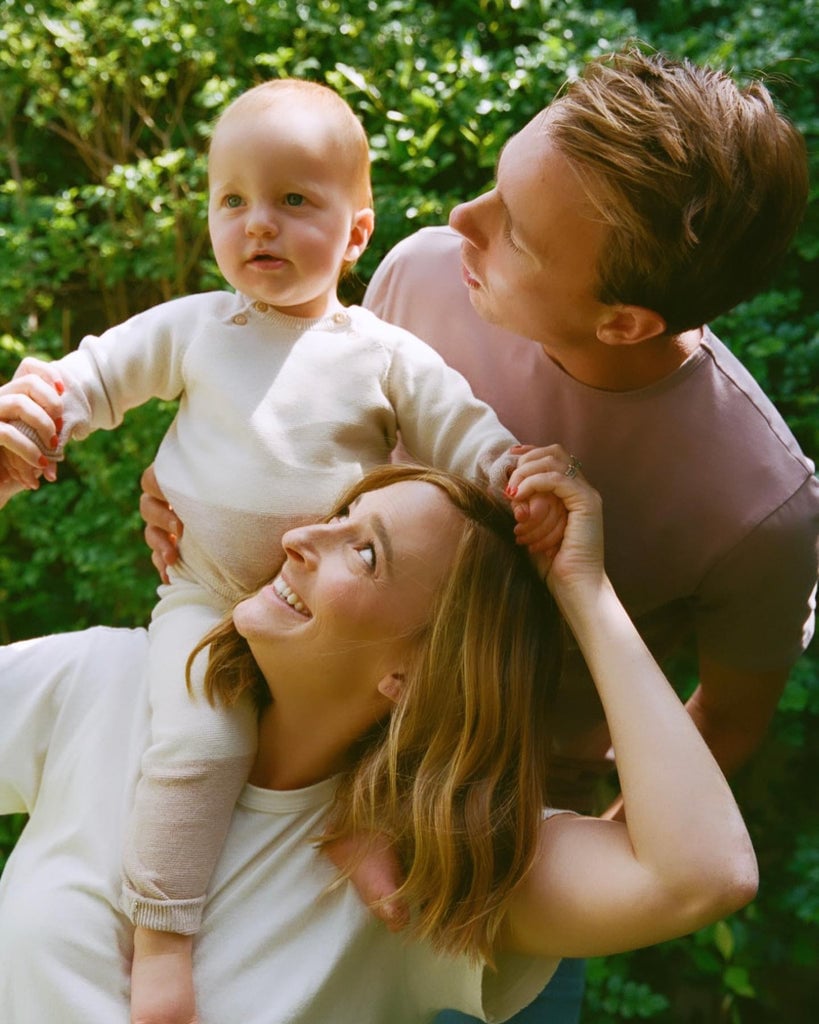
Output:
top-left (0, 375), bottom-right (757, 1023)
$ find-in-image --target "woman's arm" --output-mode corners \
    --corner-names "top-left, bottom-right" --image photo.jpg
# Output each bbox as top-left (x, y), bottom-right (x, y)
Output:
top-left (500, 448), bottom-right (758, 959)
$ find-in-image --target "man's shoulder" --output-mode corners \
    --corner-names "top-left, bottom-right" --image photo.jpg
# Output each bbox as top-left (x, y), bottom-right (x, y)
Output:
top-left (697, 328), bottom-right (814, 474)
top-left (368, 226), bottom-right (462, 293)
top-left (380, 224), bottom-right (461, 262)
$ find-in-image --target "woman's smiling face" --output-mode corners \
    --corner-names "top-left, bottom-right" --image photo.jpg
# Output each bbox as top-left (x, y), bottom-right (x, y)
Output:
top-left (233, 481), bottom-right (465, 694)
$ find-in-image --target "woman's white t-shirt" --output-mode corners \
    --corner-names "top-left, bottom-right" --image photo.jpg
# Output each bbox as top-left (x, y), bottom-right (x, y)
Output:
top-left (0, 627), bottom-right (558, 1023)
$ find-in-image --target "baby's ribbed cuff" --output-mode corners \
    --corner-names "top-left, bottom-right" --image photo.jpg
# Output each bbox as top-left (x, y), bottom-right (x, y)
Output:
top-left (9, 419), bottom-right (65, 462)
top-left (120, 884), bottom-right (205, 935)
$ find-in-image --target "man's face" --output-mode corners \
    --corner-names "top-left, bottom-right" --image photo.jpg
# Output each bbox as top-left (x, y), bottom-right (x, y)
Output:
top-left (449, 110), bottom-right (611, 357)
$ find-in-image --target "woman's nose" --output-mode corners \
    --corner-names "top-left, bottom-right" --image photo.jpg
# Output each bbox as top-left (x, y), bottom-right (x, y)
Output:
top-left (281, 522), bottom-right (329, 566)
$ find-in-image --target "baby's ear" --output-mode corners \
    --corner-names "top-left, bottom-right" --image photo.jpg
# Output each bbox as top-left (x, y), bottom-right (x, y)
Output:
top-left (346, 207), bottom-right (375, 262)
top-left (376, 671), bottom-right (405, 704)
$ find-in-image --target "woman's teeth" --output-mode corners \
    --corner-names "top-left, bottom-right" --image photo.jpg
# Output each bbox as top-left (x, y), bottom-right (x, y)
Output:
top-left (272, 577), bottom-right (310, 616)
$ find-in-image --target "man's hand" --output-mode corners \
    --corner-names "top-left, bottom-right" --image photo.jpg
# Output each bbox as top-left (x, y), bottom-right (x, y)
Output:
top-left (140, 465), bottom-right (182, 584)
top-left (325, 832), bottom-right (409, 932)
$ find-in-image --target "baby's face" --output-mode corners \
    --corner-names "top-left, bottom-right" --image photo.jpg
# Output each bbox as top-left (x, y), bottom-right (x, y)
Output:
top-left (208, 99), bottom-right (372, 318)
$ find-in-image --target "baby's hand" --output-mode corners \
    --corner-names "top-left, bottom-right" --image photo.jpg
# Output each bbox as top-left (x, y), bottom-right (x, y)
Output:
top-left (506, 445), bottom-right (568, 572)
top-left (131, 928), bottom-right (198, 1024)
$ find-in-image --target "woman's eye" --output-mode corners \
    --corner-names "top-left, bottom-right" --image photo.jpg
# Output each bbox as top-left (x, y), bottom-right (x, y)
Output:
top-left (284, 193), bottom-right (305, 207)
top-left (329, 505), bottom-right (374, 568)
top-left (224, 194), bottom-right (243, 209)
top-left (357, 544), bottom-right (376, 570)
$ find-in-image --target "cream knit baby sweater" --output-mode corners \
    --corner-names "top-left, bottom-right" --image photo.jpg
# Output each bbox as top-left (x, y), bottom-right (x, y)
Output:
top-left (55, 289), bottom-right (518, 601)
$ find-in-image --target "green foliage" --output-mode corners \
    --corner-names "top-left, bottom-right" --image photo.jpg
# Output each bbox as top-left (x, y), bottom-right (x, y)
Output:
top-left (0, 0), bottom-right (817, 1020)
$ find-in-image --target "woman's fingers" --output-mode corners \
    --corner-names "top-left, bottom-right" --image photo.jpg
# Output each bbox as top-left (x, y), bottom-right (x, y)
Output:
top-left (0, 373), bottom-right (64, 451)
top-left (13, 356), bottom-right (65, 396)
top-left (504, 444), bottom-right (606, 591)
top-left (507, 444), bottom-right (581, 491)
top-left (0, 375), bottom-right (65, 487)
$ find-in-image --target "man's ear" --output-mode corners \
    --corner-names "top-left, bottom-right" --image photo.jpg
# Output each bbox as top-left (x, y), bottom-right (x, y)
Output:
top-left (376, 671), bottom-right (405, 705)
top-left (596, 304), bottom-right (667, 346)
top-left (345, 207), bottom-right (375, 263)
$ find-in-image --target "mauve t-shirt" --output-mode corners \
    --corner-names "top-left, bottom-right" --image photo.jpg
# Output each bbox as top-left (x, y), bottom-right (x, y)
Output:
top-left (365, 225), bottom-right (818, 810)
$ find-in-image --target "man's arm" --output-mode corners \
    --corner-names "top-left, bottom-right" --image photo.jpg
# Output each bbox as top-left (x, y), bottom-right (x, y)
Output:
top-left (601, 655), bottom-right (789, 821)
top-left (685, 654), bottom-right (789, 778)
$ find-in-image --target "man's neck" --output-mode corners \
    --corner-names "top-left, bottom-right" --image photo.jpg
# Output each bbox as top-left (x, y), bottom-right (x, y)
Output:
top-left (544, 328), bottom-right (703, 392)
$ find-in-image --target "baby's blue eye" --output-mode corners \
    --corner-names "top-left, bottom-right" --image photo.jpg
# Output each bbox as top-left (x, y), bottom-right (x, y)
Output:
top-left (224, 194), bottom-right (243, 208)
top-left (285, 193), bottom-right (305, 207)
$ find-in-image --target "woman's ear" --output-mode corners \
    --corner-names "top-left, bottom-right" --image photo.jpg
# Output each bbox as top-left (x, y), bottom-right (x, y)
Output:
top-left (376, 671), bottom-right (405, 704)
top-left (345, 207), bottom-right (375, 262)
top-left (596, 304), bottom-right (667, 346)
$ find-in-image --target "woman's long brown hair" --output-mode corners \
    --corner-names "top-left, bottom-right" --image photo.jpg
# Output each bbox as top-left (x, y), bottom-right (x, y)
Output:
top-left (188, 464), bottom-right (563, 962)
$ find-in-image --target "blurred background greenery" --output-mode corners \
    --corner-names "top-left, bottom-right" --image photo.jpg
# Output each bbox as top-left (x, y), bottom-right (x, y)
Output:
top-left (1, 1), bottom-right (817, 1019)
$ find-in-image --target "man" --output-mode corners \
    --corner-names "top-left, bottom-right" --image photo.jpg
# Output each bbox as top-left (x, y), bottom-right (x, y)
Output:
top-left (141, 50), bottom-right (818, 1023)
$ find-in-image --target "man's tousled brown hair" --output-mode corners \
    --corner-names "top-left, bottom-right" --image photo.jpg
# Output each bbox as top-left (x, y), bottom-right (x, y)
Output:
top-left (548, 48), bottom-right (808, 333)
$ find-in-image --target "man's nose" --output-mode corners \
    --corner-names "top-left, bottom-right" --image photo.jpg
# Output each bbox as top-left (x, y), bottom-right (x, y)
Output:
top-left (449, 191), bottom-right (493, 249)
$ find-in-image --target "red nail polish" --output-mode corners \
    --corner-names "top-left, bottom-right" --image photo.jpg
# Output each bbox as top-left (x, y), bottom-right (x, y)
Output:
top-left (54, 381), bottom-right (65, 395)
top-left (50, 435), bottom-right (59, 449)
top-left (38, 456), bottom-right (49, 468)
top-left (55, 417), bottom-right (63, 432)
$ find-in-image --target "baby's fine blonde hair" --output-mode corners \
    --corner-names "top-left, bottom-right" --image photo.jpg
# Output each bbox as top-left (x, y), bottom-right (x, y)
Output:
top-left (212, 78), bottom-right (373, 210)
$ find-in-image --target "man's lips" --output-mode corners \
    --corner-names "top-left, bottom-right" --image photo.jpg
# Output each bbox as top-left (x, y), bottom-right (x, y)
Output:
top-left (461, 262), bottom-right (481, 288)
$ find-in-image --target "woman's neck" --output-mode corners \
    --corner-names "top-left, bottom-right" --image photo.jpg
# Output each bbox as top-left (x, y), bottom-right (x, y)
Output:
top-left (249, 692), bottom-right (387, 790)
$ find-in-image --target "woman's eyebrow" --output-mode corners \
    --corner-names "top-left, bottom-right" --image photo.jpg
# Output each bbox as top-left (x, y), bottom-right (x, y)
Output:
top-left (349, 496), bottom-right (394, 571)
top-left (370, 513), bottom-right (394, 572)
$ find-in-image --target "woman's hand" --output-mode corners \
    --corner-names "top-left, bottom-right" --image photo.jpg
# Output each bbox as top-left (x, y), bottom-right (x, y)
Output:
top-left (505, 444), bottom-right (604, 597)
top-left (0, 371), bottom-right (64, 496)
top-left (139, 465), bottom-right (182, 584)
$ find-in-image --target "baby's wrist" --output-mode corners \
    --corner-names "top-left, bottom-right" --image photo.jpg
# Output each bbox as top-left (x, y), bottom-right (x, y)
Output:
top-left (133, 926), bottom-right (193, 959)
